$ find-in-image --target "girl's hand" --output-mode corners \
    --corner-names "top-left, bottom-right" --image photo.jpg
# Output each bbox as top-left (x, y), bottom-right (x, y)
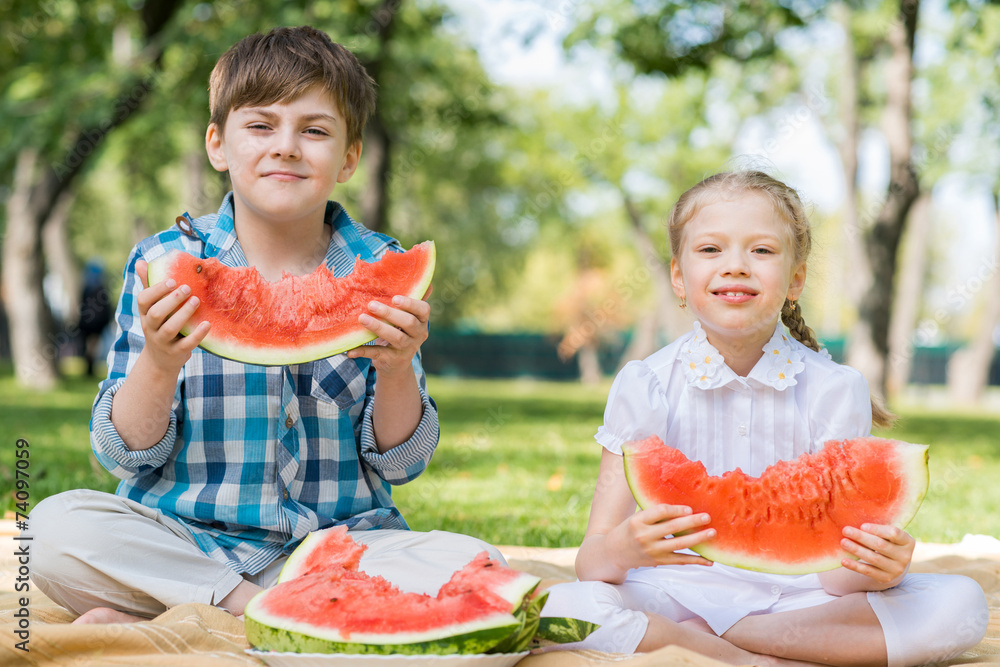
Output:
top-left (606, 503), bottom-right (716, 571)
top-left (135, 259), bottom-right (210, 373)
top-left (839, 523), bottom-right (914, 588)
top-left (346, 294), bottom-right (430, 376)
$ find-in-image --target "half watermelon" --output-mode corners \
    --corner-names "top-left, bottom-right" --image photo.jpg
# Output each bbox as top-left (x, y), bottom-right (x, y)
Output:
top-left (245, 553), bottom-right (539, 655)
top-left (245, 526), bottom-right (539, 655)
top-left (622, 435), bottom-right (929, 574)
top-left (246, 525), bottom-right (599, 655)
top-left (145, 242), bottom-right (435, 366)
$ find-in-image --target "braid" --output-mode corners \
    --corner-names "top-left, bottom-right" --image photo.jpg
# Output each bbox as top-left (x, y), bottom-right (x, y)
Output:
top-left (780, 297), bottom-right (896, 429)
top-left (781, 299), bottom-right (820, 353)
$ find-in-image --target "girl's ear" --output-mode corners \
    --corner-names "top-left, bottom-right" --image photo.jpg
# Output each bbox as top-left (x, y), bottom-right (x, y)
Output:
top-left (670, 256), bottom-right (686, 301)
top-left (786, 262), bottom-right (807, 301)
top-left (205, 123), bottom-right (229, 173)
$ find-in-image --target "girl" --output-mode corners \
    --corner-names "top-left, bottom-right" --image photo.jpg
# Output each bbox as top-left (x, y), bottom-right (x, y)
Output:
top-left (542, 172), bottom-right (988, 666)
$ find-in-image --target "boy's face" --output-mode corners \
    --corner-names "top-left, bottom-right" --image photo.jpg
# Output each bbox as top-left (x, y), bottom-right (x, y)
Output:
top-left (205, 86), bottom-right (361, 227)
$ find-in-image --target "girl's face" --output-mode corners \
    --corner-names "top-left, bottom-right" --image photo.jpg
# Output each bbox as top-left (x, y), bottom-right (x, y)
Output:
top-left (670, 192), bottom-right (806, 350)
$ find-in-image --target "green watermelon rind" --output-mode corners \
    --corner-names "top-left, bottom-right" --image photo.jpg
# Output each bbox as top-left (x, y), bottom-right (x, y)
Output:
top-left (244, 612), bottom-right (518, 655)
top-left (276, 529), bottom-right (323, 584)
top-left (145, 242), bottom-right (436, 367)
top-left (487, 589), bottom-right (547, 654)
top-left (622, 438), bottom-right (931, 576)
top-left (534, 616), bottom-right (602, 645)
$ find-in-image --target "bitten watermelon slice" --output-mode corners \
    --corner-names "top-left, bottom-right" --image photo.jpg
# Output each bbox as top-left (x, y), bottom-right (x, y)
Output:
top-left (145, 242), bottom-right (435, 366)
top-left (245, 552), bottom-right (538, 655)
top-left (247, 525), bottom-right (598, 655)
top-left (622, 435), bottom-right (929, 575)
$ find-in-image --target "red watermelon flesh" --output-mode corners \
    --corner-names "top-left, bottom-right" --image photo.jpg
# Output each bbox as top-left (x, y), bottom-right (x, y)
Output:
top-left (145, 242), bottom-right (435, 366)
top-left (622, 435), bottom-right (929, 574)
top-left (255, 555), bottom-right (524, 640)
top-left (277, 525), bottom-right (366, 583)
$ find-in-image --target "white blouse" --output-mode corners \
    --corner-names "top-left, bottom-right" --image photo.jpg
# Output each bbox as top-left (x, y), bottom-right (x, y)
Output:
top-left (597, 321), bottom-right (873, 477)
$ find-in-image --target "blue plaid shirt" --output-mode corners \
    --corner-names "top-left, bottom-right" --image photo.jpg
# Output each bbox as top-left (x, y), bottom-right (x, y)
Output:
top-left (91, 193), bottom-right (439, 575)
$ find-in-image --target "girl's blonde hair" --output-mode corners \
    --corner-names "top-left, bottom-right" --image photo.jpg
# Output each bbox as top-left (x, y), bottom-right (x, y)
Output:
top-left (667, 170), bottom-right (896, 430)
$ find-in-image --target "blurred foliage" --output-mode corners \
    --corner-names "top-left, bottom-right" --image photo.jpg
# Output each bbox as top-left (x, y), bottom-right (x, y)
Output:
top-left (0, 1), bottom-right (553, 329)
top-left (1, 0), bottom-right (999, 343)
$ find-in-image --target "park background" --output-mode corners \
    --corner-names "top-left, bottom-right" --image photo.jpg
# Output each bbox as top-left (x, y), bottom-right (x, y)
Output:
top-left (1, 0), bottom-right (999, 549)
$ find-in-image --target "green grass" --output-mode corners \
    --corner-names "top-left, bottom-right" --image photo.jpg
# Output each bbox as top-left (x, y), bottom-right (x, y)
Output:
top-left (0, 371), bottom-right (119, 512)
top-left (2, 370), bottom-right (998, 547)
top-left (877, 408), bottom-right (1000, 543)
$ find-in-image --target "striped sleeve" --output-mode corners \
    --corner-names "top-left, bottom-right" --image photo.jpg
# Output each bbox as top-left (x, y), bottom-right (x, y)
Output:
top-left (89, 244), bottom-right (181, 478)
top-left (359, 354), bottom-right (439, 484)
top-left (91, 378), bottom-right (178, 477)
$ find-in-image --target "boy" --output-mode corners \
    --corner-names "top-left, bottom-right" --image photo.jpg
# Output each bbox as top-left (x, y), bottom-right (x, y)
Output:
top-left (30, 26), bottom-right (501, 624)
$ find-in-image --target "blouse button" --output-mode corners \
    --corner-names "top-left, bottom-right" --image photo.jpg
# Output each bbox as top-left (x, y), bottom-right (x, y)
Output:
top-left (285, 415), bottom-right (294, 429)
top-left (737, 424), bottom-right (748, 437)
top-left (282, 488), bottom-right (289, 501)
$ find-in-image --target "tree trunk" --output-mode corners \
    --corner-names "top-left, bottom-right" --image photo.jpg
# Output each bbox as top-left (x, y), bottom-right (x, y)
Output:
top-left (946, 192), bottom-right (1000, 404)
top-left (832, 2), bottom-right (866, 309)
top-left (1, 0), bottom-right (184, 388)
top-left (360, 114), bottom-right (391, 233)
top-left (845, 0), bottom-right (921, 399)
top-left (618, 193), bottom-right (687, 366)
top-left (358, 0), bottom-right (401, 233)
top-left (3, 150), bottom-right (60, 389)
top-left (41, 189), bottom-right (80, 328)
top-left (577, 342), bottom-right (602, 385)
top-left (886, 192), bottom-right (932, 397)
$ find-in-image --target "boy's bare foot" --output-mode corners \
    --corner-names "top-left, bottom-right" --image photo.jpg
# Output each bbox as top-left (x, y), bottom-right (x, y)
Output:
top-left (72, 607), bottom-right (148, 624)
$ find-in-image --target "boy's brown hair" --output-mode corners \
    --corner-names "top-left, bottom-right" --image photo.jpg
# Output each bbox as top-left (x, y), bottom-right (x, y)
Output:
top-left (208, 26), bottom-right (376, 146)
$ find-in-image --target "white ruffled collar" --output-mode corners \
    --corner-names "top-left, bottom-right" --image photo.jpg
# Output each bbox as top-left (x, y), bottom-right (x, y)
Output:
top-left (680, 321), bottom-right (820, 391)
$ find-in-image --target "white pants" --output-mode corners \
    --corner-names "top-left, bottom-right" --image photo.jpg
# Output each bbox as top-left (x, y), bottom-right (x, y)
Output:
top-left (542, 571), bottom-right (989, 667)
top-left (29, 489), bottom-right (505, 618)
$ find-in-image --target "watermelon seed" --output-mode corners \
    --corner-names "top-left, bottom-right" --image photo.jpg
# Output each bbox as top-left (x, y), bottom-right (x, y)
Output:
top-left (330, 597), bottom-right (338, 602)
top-left (196, 265), bottom-right (203, 273)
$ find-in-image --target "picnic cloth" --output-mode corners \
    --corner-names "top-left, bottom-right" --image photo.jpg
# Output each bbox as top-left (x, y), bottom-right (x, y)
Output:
top-left (2, 523), bottom-right (998, 667)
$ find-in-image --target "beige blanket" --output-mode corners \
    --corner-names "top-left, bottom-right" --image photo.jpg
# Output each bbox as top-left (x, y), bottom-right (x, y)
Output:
top-left (2, 534), bottom-right (998, 667)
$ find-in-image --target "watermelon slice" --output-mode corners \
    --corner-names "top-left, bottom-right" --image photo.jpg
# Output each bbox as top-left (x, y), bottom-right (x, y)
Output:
top-left (246, 525), bottom-right (598, 655)
top-left (622, 435), bottom-right (929, 575)
top-left (145, 242), bottom-right (435, 366)
top-left (245, 552), bottom-right (539, 655)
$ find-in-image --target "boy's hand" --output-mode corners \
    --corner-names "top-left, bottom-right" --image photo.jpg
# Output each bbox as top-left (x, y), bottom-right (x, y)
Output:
top-left (607, 504), bottom-right (715, 571)
top-left (135, 259), bottom-right (211, 373)
top-left (839, 523), bottom-right (914, 588)
top-left (346, 293), bottom-right (430, 376)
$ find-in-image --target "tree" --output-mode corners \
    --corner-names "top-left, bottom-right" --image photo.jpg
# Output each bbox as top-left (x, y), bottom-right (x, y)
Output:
top-left (552, 1), bottom-right (821, 368)
top-left (1, 0), bottom-right (185, 389)
top-left (943, 4), bottom-right (1000, 403)
top-left (2, 0), bottom-right (537, 380)
top-left (566, 0), bottom-right (935, 399)
top-left (841, 0), bottom-right (922, 400)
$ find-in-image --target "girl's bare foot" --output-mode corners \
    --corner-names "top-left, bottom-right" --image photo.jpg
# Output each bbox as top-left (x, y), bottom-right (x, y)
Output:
top-left (72, 607), bottom-right (147, 624)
